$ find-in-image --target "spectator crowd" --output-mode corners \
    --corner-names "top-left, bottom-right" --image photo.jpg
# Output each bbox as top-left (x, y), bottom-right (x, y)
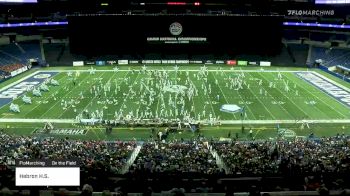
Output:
top-left (0, 131), bottom-right (136, 192)
top-left (0, 64), bottom-right (26, 74)
top-left (129, 140), bottom-right (221, 175)
top-left (0, 130), bottom-right (350, 194)
top-left (213, 135), bottom-right (350, 177)
top-left (0, 132), bottom-right (136, 173)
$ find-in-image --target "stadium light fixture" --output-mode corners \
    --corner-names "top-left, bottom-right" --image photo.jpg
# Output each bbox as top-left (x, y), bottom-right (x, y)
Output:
top-left (283, 22), bottom-right (350, 29)
top-left (0, 21), bottom-right (68, 28)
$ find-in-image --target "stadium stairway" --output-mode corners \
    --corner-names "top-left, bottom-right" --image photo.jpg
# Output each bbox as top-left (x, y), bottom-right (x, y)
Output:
top-left (44, 42), bottom-right (81, 66)
top-left (208, 144), bottom-right (229, 174)
top-left (287, 44), bottom-right (309, 66)
top-left (120, 143), bottom-right (143, 174)
top-left (0, 51), bottom-right (18, 65)
top-left (39, 39), bottom-right (46, 62)
top-left (15, 42), bottom-right (26, 54)
top-left (0, 50), bottom-right (22, 64)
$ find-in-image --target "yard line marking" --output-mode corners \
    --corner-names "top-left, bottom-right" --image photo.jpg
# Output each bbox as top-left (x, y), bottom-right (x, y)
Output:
top-left (286, 73), bottom-right (348, 119)
top-left (1, 118), bottom-right (350, 124)
top-left (155, 90), bottom-right (161, 119)
top-left (258, 72), bottom-right (310, 119)
top-left (117, 71), bottom-right (141, 116)
top-left (0, 70), bottom-right (39, 92)
top-left (188, 73), bottom-right (216, 120)
top-left (202, 76), bottom-right (217, 120)
top-left (187, 73), bottom-right (208, 120)
top-left (210, 72), bottom-right (237, 120)
top-left (75, 71), bottom-right (125, 120)
top-left (40, 72), bottom-right (103, 119)
top-left (2, 72), bottom-right (69, 118)
top-left (30, 74), bottom-right (76, 117)
top-left (252, 72), bottom-right (295, 120)
top-left (2, 69), bottom-right (348, 123)
top-left (221, 71), bottom-right (258, 120)
top-left (0, 71), bottom-right (55, 111)
top-left (188, 77), bottom-right (198, 119)
top-left (226, 70), bottom-right (274, 120)
top-left (312, 71), bottom-right (350, 92)
top-left (55, 71), bottom-right (108, 119)
top-left (174, 70), bottom-right (178, 119)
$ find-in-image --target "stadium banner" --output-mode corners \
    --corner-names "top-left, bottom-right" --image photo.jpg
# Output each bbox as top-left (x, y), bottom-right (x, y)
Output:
top-left (85, 61), bottom-right (96, 65)
top-left (205, 60), bottom-right (213, 64)
top-left (10, 66), bottom-right (28, 77)
top-left (226, 60), bottom-right (237, 65)
top-left (189, 60), bottom-right (203, 64)
top-left (33, 128), bottom-right (88, 135)
top-left (117, 60), bottom-right (128, 65)
top-left (161, 60), bottom-right (168, 64)
top-left (73, 61), bottom-right (84, 66)
top-left (153, 60), bottom-right (161, 64)
top-left (248, 61), bottom-right (258, 66)
top-left (96, 61), bottom-right (106, 66)
top-left (176, 60), bottom-right (189, 64)
top-left (168, 60), bottom-right (176, 64)
top-left (106, 60), bottom-right (117, 65)
top-left (260, 61), bottom-right (271, 66)
top-left (237, 61), bottom-right (248, 66)
top-left (129, 60), bottom-right (140, 64)
top-left (215, 60), bottom-right (225, 64)
top-left (142, 60), bottom-right (154, 64)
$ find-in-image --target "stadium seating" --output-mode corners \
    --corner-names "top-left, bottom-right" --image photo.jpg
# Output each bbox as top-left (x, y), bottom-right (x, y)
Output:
top-left (0, 40), bottom-right (42, 66)
top-left (0, 63), bottom-right (25, 73)
top-left (310, 46), bottom-right (350, 67)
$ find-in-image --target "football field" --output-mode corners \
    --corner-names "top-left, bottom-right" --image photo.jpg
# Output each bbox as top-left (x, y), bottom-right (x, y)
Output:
top-left (0, 66), bottom-right (349, 124)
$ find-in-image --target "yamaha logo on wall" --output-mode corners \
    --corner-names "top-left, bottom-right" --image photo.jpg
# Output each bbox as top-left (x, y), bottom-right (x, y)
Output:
top-left (169, 22), bottom-right (183, 36)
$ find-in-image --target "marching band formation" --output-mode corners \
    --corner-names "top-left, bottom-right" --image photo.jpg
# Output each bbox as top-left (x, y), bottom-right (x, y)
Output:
top-left (9, 66), bottom-right (303, 125)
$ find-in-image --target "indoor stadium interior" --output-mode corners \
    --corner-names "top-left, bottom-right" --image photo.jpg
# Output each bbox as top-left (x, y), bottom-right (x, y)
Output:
top-left (0, 0), bottom-right (350, 195)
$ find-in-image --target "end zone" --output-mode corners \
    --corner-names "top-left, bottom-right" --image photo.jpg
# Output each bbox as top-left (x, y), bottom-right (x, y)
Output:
top-left (0, 71), bottom-right (59, 108)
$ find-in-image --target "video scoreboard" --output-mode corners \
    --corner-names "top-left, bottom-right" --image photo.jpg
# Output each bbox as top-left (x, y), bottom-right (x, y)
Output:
top-left (68, 14), bottom-right (282, 56)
